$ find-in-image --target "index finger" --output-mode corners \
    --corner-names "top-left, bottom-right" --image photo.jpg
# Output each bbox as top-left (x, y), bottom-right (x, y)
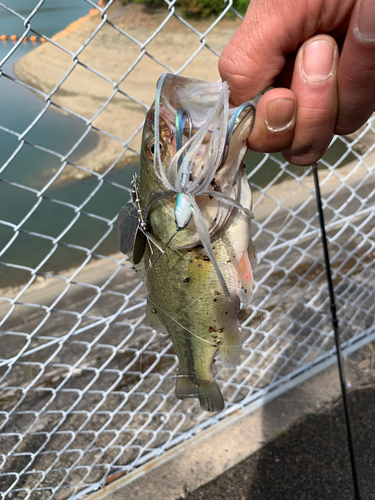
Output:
top-left (334, 0), bottom-right (375, 134)
top-left (218, 2), bottom-right (291, 104)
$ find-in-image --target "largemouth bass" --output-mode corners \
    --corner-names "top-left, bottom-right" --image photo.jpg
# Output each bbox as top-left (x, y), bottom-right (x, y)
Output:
top-left (117, 73), bottom-right (257, 412)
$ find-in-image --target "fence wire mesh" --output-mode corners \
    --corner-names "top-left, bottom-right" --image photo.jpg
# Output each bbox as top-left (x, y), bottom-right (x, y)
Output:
top-left (1, 1), bottom-right (375, 499)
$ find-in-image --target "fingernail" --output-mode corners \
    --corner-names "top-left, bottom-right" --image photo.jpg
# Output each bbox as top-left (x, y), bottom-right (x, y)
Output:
top-left (265, 98), bottom-right (295, 132)
top-left (355, 0), bottom-right (375, 42)
top-left (302, 40), bottom-right (335, 82)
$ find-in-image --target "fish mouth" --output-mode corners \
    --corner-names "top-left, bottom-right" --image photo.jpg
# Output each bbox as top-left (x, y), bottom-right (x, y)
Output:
top-left (150, 73), bottom-right (256, 193)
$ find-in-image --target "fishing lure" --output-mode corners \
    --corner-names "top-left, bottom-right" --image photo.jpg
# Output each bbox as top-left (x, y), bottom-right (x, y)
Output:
top-left (117, 73), bottom-right (259, 412)
top-left (117, 173), bottom-right (165, 265)
top-left (152, 73), bottom-right (256, 299)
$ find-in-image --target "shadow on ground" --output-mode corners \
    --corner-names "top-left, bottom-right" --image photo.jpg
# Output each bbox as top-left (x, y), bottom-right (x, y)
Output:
top-left (182, 387), bottom-right (375, 500)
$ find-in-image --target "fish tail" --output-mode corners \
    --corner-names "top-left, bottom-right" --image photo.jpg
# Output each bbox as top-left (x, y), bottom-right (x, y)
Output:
top-left (198, 381), bottom-right (225, 412)
top-left (219, 327), bottom-right (242, 369)
top-left (175, 376), bottom-right (224, 412)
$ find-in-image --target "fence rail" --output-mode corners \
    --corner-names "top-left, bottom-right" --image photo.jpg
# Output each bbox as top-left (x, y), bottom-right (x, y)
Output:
top-left (1, 1), bottom-right (375, 499)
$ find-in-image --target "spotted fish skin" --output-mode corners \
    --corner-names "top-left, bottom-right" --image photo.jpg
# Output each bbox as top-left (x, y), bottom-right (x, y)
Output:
top-left (130, 76), bottom-right (256, 412)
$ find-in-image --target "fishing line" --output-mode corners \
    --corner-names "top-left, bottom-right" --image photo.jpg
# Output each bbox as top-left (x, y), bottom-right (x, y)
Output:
top-left (148, 284), bottom-right (258, 349)
top-left (147, 293), bottom-right (217, 346)
top-left (312, 162), bottom-right (361, 500)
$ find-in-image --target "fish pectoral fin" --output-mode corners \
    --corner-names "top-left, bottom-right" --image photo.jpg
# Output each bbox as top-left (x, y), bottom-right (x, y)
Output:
top-left (133, 259), bottom-right (147, 283)
top-left (175, 377), bottom-right (224, 413)
top-left (237, 249), bottom-right (254, 306)
top-left (219, 327), bottom-right (242, 369)
top-left (146, 300), bottom-right (168, 335)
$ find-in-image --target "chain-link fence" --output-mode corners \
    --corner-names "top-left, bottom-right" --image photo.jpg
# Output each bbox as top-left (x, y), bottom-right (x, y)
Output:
top-left (1, 1), bottom-right (375, 499)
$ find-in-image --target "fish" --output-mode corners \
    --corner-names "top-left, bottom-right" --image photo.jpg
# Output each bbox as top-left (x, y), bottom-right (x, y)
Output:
top-left (117, 73), bottom-right (257, 412)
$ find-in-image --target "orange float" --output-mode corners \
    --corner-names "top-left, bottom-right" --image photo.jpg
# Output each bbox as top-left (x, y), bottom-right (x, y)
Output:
top-left (10, 34), bottom-right (18, 41)
top-left (40, 37), bottom-right (46, 43)
top-left (30, 35), bottom-right (37, 42)
top-left (0, 34), bottom-right (7, 41)
top-left (98, 0), bottom-right (103, 5)
top-left (23, 36), bottom-right (28, 42)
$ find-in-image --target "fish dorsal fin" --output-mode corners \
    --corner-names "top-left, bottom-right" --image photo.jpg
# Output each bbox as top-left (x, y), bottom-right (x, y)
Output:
top-left (248, 238), bottom-right (258, 269)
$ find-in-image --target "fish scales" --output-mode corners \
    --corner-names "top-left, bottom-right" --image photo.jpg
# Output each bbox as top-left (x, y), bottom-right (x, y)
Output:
top-left (118, 73), bottom-right (257, 412)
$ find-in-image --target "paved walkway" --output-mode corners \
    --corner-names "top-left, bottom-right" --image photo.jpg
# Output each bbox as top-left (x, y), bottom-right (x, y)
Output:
top-left (87, 342), bottom-right (375, 500)
top-left (182, 386), bottom-right (375, 500)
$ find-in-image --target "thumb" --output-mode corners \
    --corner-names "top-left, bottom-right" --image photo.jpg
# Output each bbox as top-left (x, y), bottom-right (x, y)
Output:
top-left (219, 0), bottom-right (323, 105)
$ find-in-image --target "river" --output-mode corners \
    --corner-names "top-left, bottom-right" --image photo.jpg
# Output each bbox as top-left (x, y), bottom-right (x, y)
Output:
top-left (0, 1), bottom-right (356, 288)
top-left (0, 0), bottom-right (138, 288)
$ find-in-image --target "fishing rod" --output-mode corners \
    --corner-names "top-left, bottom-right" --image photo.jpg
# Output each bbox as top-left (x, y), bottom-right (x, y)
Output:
top-left (312, 162), bottom-right (361, 500)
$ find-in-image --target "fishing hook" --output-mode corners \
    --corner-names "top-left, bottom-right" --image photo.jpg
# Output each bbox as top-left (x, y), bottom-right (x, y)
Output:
top-left (150, 108), bottom-right (194, 267)
top-left (218, 101), bottom-right (257, 171)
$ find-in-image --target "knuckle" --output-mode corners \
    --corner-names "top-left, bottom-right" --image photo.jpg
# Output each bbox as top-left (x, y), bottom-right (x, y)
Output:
top-left (283, 151), bottom-right (322, 167)
top-left (247, 132), bottom-right (294, 154)
top-left (283, 139), bottom-right (330, 165)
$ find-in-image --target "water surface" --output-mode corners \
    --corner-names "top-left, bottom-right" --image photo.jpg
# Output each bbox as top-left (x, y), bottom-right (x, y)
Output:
top-left (0, 0), bottom-right (126, 287)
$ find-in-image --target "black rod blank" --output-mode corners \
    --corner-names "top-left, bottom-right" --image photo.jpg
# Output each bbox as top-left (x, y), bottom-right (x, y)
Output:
top-left (312, 162), bottom-right (361, 500)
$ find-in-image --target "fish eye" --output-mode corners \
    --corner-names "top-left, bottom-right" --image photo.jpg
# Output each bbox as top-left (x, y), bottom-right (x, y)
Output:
top-left (147, 139), bottom-right (164, 160)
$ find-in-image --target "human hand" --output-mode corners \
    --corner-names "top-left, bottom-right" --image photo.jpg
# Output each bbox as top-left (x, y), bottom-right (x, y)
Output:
top-left (219, 0), bottom-right (375, 166)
